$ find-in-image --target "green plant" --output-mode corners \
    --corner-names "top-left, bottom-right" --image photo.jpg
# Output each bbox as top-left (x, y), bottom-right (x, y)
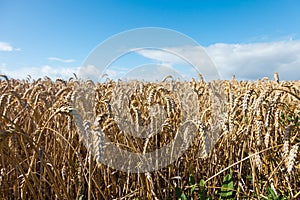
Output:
top-left (220, 174), bottom-right (234, 199)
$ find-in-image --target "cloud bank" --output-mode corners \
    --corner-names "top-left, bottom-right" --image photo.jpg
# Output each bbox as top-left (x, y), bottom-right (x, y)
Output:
top-left (0, 64), bottom-right (77, 80)
top-left (135, 40), bottom-right (300, 80)
top-left (1, 40), bottom-right (300, 81)
top-left (206, 40), bottom-right (300, 80)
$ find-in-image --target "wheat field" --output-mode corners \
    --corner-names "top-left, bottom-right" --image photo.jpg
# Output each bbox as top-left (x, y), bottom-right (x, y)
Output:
top-left (0, 73), bottom-right (299, 199)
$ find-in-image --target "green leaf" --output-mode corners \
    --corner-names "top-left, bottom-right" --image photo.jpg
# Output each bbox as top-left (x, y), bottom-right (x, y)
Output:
top-left (268, 187), bottom-right (278, 200)
top-left (200, 179), bottom-right (205, 187)
top-left (189, 174), bottom-right (196, 185)
top-left (175, 187), bottom-right (182, 199)
top-left (78, 195), bottom-right (84, 200)
top-left (220, 174), bottom-right (234, 198)
top-left (198, 179), bottom-right (207, 200)
top-left (295, 113), bottom-right (299, 126)
top-left (246, 175), bottom-right (252, 182)
top-left (188, 174), bottom-right (196, 195)
top-left (175, 187), bottom-right (188, 200)
top-left (191, 185), bottom-right (196, 196)
top-left (180, 192), bottom-right (188, 200)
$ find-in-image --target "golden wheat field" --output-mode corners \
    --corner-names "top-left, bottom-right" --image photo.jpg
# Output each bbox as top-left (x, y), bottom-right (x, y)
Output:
top-left (0, 73), bottom-right (299, 199)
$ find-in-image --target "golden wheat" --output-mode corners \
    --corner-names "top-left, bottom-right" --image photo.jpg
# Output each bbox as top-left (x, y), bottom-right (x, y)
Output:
top-left (0, 73), bottom-right (299, 199)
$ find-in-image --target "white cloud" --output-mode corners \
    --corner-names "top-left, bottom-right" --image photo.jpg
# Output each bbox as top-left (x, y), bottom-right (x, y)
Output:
top-left (105, 69), bottom-right (119, 78)
top-left (2, 40), bottom-right (300, 81)
top-left (135, 41), bottom-right (300, 80)
top-left (0, 65), bottom-right (78, 80)
top-left (98, 63), bottom-right (187, 82)
top-left (135, 47), bottom-right (220, 80)
top-left (105, 66), bottom-right (129, 79)
top-left (40, 65), bottom-right (78, 79)
top-left (48, 57), bottom-right (76, 63)
top-left (137, 49), bottom-right (183, 63)
top-left (120, 63), bottom-right (184, 82)
top-left (0, 42), bottom-right (21, 51)
top-left (206, 40), bottom-right (300, 80)
top-left (0, 42), bottom-right (13, 51)
top-left (78, 65), bottom-right (102, 81)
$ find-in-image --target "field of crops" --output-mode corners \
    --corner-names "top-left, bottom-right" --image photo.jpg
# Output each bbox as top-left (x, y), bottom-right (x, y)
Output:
top-left (0, 73), bottom-right (299, 199)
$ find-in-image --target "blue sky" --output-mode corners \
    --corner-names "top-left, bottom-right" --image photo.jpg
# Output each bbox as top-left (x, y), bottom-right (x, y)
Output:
top-left (1, 0), bottom-right (300, 81)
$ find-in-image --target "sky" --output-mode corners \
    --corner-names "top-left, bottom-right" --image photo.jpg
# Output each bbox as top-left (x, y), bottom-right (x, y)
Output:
top-left (1, 0), bottom-right (300, 81)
